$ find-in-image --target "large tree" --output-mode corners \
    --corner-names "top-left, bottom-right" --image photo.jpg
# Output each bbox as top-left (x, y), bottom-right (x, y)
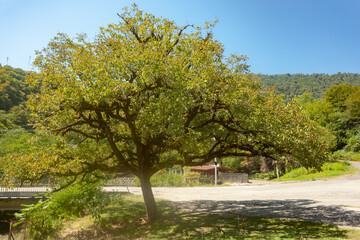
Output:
top-left (2, 6), bottom-right (328, 221)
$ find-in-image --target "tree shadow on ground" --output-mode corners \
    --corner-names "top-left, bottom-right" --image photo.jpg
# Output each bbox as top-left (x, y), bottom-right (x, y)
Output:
top-left (172, 199), bottom-right (360, 228)
top-left (147, 199), bottom-right (351, 239)
top-left (59, 198), bottom-right (356, 239)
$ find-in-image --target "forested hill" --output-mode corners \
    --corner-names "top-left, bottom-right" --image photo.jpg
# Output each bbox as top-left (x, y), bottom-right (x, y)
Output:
top-left (0, 65), bottom-right (32, 129)
top-left (259, 73), bottom-right (360, 101)
top-left (0, 65), bottom-right (31, 111)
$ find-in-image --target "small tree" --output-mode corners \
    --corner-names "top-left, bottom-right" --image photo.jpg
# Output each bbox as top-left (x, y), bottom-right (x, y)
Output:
top-left (2, 6), bottom-right (328, 221)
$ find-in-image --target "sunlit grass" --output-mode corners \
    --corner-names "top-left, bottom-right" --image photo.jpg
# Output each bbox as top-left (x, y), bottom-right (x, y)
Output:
top-left (57, 194), bottom-right (359, 239)
top-left (275, 161), bottom-right (358, 181)
top-left (332, 150), bottom-right (360, 162)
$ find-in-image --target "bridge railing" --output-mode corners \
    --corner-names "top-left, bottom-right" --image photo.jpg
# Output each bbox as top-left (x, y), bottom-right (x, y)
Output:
top-left (0, 186), bottom-right (50, 198)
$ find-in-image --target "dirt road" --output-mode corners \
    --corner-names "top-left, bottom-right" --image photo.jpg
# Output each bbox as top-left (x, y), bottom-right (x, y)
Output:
top-left (110, 162), bottom-right (360, 228)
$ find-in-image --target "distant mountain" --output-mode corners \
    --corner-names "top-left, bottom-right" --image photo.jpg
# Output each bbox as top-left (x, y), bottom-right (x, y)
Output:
top-left (258, 73), bottom-right (360, 101)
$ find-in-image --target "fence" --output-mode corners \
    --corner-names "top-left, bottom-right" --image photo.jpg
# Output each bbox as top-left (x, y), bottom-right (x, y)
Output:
top-left (219, 173), bottom-right (248, 183)
top-left (0, 187), bottom-right (49, 198)
top-left (104, 176), bottom-right (136, 186)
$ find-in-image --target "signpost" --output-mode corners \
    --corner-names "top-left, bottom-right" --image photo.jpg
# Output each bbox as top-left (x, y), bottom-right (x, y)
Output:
top-left (214, 158), bottom-right (218, 186)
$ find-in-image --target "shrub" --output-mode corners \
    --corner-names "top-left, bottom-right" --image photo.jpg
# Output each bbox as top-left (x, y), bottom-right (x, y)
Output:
top-left (332, 150), bottom-right (360, 161)
top-left (15, 181), bottom-right (109, 240)
top-left (48, 181), bottom-right (109, 220)
top-left (15, 200), bottom-right (62, 240)
top-left (151, 169), bottom-right (185, 187)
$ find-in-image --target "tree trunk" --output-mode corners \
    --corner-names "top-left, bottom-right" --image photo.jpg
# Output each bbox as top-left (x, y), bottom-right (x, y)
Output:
top-left (139, 174), bottom-right (159, 222)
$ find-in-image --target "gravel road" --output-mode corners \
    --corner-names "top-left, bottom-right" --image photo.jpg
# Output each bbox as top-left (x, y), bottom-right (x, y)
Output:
top-left (106, 162), bottom-right (360, 228)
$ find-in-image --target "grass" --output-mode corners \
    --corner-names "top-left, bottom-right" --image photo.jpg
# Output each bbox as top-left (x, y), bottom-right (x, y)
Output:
top-left (332, 150), bottom-right (360, 161)
top-left (274, 161), bottom-right (358, 182)
top-left (56, 194), bottom-right (360, 240)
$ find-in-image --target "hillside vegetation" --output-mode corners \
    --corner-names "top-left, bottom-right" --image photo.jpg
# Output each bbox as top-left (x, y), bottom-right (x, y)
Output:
top-left (0, 65), bottom-right (32, 129)
top-left (259, 73), bottom-right (360, 101)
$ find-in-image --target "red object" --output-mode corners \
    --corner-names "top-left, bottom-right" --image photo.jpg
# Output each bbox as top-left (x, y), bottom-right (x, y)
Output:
top-left (191, 165), bottom-right (236, 175)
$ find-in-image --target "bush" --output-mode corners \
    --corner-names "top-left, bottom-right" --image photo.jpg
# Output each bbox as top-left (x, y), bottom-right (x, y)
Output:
top-left (15, 181), bottom-right (109, 240)
top-left (151, 170), bottom-right (185, 187)
top-left (48, 181), bottom-right (109, 220)
top-left (276, 161), bottom-right (356, 181)
top-left (332, 150), bottom-right (360, 161)
top-left (280, 167), bottom-right (315, 179)
top-left (15, 200), bottom-right (62, 240)
top-left (321, 161), bottom-right (349, 171)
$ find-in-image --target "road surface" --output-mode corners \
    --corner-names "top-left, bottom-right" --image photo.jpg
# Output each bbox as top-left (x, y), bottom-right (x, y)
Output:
top-left (105, 162), bottom-right (360, 228)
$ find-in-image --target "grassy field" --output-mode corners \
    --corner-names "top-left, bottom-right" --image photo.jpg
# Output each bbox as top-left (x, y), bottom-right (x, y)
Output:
top-left (55, 194), bottom-right (360, 240)
top-left (274, 161), bottom-right (358, 182)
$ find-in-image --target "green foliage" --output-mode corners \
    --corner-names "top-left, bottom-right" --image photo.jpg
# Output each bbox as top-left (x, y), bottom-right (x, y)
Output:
top-left (0, 129), bottom-right (33, 157)
top-left (0, 65), bottom-right (31, 111)
top-left (331, 150), bottom-right (360, 161)
top-left (0, 65), bottom-right (32, 131)
top-left (324, 84), bottom-right (357, 111)
top-left (259, 73), bottom-right (360, 102)
top-left (14, 199), bottom-right (62, 240)
top-left (0, 110), bottom-right (16, 129)
top-left (0, 105), bottom-right (31, 130)
top-left (15, 182), bottom-right (109, 240)
top-left (8, 104), bottom-right (31, 127)
top-left (351, 131), bottom-right (360, 152)
top-left (149, 169), bottom-right (184, 187)
top-left (10, 5), bottom-right (329, 221)
top-left (344, 88), bottom-right (360, 124)
top-left (296, 94), bottom-right (334, 127)
top-left (297, 85), bottom-right (360, 152)
top-left (276, 161), bottom-right (357, 181)
top-left (48, 181), bottom-right (110, 220)
top-left (222, 156), bottom-right (263, 174)
top-left (25, 5), bottom-right (328, 175)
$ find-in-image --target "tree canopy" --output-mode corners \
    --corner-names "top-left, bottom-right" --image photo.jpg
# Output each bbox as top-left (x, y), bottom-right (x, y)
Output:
top-left (1, 6), bottom-right (329, 221)
top-left (297, 85), bottom-right (360, 151)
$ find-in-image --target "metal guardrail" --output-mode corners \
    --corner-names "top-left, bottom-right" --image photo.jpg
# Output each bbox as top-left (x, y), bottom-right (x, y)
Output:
top-left (0, 187), bottom-right (50, 198)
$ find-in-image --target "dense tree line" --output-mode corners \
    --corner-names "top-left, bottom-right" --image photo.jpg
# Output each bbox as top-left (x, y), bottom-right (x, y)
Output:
top-left (259, 73), bottom-right (360, 101)
top-left (0, 65), bottom-right (32, 129)
top-left (297, 85), bottom-right (360, 153)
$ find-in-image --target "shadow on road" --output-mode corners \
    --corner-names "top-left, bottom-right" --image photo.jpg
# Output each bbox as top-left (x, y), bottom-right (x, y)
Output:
top-left (173, 199), bottom-right (360, 228)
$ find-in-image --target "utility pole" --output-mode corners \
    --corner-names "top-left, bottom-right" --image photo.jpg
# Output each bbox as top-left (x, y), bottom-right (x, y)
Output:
top-left (214, 158), bottom-right (218, 186)
top-left (213, 136), bottom-right (218, 186)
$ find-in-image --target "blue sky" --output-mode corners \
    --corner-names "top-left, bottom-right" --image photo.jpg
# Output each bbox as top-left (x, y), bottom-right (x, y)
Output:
top-left (0, 0), bottom-right (359, 74)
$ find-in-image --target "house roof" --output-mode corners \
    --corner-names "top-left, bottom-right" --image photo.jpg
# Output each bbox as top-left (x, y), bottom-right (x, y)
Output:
top-left (191, 165), bottom-right (236, 172)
